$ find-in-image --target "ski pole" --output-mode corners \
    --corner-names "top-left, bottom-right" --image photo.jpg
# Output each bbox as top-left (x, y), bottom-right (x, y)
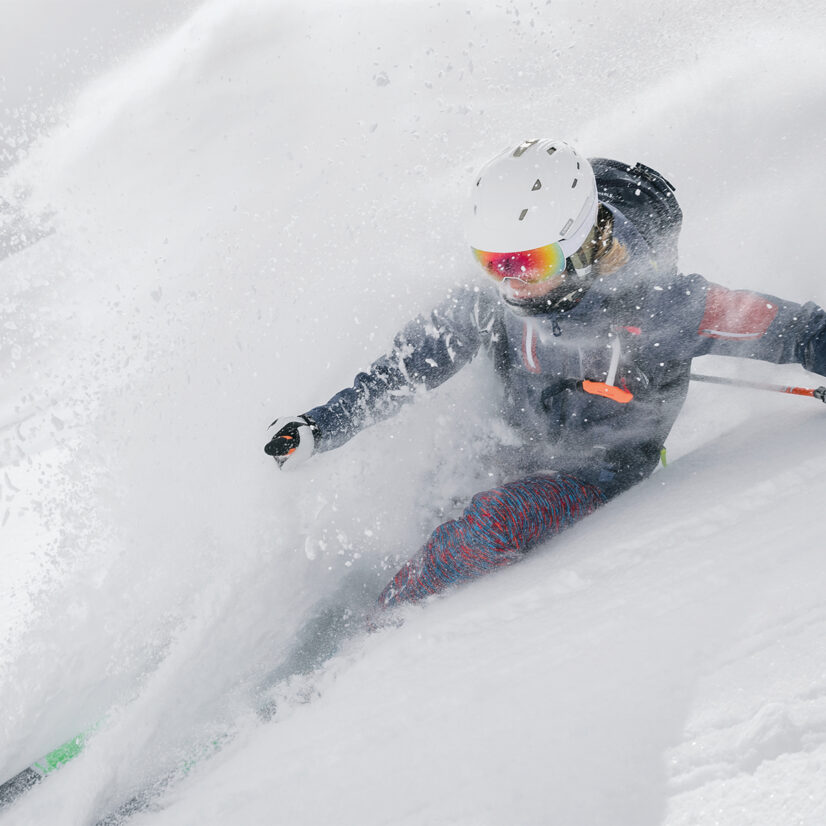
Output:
top-left (690, 372), bottom-right (826, 402)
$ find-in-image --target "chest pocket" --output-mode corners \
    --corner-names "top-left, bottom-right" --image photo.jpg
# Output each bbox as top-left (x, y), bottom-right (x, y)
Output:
top-left (524, 318), bottom-right (653, 401)
top-left (519, 318), bottom-right (612, 379)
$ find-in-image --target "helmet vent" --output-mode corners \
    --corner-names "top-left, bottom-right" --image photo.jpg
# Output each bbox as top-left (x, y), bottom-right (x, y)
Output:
top-left (476, 177), bottom-right (481, 187)
top-left (519, 208), bottom-right (529, 221)
top-left (531, 179), bottom-right (542, 191)
top-left (560, 218), bottom-right (574, 236)
top-left (571, 178), bottom-right (578, 188)
top-left (546, 146), bottom-right (557, 156)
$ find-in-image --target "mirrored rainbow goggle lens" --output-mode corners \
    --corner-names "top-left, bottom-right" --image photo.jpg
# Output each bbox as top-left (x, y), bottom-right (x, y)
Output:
top-left (471, 243), bottom-right (567, 284)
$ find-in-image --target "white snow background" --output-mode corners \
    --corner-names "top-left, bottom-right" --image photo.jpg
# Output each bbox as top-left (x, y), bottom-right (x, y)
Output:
top-left (2, 0), bottom-right (826, 824)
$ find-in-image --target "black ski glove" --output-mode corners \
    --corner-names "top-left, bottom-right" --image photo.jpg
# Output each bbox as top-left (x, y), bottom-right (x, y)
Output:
top-left (264, 414), bottom-right (320, 470)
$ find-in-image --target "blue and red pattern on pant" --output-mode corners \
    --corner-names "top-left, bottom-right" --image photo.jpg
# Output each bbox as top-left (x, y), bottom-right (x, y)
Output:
top-left (377, 473), bottom-right (606, 608)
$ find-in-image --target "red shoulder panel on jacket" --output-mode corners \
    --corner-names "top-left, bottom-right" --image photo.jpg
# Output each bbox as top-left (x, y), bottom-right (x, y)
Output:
top-left (698, 285), bottom-right (778, 340)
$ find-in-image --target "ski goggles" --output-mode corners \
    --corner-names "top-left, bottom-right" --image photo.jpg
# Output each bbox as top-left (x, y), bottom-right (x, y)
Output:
top-left (471, 242), bottom-right (567, 284)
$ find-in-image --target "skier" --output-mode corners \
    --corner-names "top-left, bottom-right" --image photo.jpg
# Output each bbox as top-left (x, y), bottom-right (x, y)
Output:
top-left (264, 138), bottom-right (826, 610)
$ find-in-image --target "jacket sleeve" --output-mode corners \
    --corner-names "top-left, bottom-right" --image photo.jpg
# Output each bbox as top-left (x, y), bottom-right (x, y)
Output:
top-left (305, 287), bottom-right (493, 452)
top-left (654, 273), bottom-right (826, 374)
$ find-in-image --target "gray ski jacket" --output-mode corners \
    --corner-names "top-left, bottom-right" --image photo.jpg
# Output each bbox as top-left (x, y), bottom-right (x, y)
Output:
top-left (306, 207), bottom-right (826, 496)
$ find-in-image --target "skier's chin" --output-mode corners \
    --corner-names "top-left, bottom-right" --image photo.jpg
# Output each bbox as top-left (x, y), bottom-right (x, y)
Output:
top-left (501, 293), bottom-right (556, 316)
top-left (499, 282), bottom-right (591, 316)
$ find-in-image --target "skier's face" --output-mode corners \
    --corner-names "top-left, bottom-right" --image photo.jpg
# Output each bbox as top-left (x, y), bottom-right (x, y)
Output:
top-left (471, 242), bottom-right (587, 314)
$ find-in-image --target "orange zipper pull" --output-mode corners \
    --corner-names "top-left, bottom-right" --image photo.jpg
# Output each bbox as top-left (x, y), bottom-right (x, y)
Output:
top-left (581, 380), bottom-right (634, 404)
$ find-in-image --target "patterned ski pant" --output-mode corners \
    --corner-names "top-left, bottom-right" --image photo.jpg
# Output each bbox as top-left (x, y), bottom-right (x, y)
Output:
top-left (377, 473), bottom-right (605, 609)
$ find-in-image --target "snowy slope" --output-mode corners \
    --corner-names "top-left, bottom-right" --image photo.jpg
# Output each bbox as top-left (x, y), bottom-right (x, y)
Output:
top-left (2, 0), bottom-right (826, 824)
top-left (140, 411), bottom-right (826, 826)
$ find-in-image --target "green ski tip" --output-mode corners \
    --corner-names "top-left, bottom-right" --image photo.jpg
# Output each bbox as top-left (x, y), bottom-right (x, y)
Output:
top-left (33, 730), bottom-right (90, 775)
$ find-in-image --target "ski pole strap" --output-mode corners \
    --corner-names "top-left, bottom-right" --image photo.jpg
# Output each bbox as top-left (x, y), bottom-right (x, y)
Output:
top-left (690, 372), bottom-right (826, 402)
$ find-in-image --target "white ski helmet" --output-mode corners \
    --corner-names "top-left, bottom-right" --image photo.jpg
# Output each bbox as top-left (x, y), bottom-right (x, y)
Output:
top-left (468, 138), bottom-right (598, 258)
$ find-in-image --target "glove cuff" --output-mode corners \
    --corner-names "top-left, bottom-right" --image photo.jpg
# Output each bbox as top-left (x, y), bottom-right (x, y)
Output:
top-left (301, 413), bottom-right (322, 447)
